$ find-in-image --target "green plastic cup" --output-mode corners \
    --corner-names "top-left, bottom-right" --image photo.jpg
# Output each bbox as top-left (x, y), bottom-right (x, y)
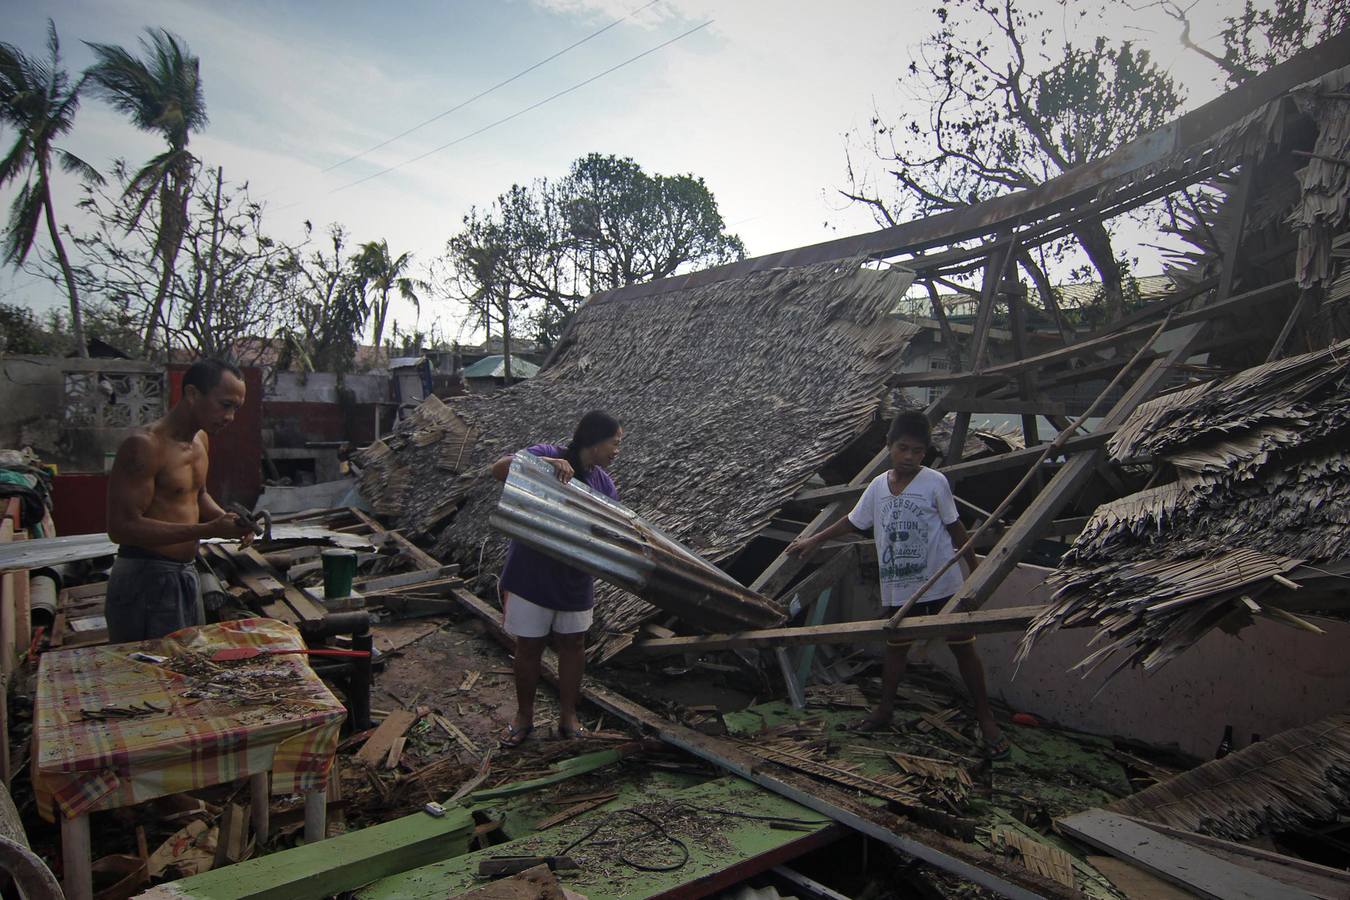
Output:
top-left (321, 549), bottom-right (357, 599)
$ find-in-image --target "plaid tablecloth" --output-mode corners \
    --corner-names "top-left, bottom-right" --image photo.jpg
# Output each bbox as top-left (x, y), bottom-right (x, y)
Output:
top-left (34, 618), bottom-right (346, 822)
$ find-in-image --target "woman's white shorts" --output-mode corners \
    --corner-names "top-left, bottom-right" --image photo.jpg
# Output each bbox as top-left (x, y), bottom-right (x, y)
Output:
top-left (502, 592), bottom-right (593, 638)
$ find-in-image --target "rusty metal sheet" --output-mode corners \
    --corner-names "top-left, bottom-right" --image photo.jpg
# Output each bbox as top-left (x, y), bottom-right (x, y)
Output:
top-left (490, 451), bottom-right (785, 632)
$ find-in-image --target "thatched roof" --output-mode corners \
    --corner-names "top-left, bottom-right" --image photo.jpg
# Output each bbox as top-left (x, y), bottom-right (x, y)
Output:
top-left (357, 258), bottom-right (917, 656)
top-left (1020, 339), bottom-right (1350, 675)
top-left (1109, 714), bottom-right (1350, 841)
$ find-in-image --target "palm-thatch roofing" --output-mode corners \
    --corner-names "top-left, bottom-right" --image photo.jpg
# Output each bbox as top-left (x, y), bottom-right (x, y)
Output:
top-left (1020, 339), bottom-right (1350, 676)
top-left (1108, 714), bottom-right (1350, 841)
top-left (357, 258), bottom-right (918, 657)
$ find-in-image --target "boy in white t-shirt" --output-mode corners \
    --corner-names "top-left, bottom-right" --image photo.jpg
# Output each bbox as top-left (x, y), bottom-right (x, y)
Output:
top-left (788, 412), bottom-right (1009, 758)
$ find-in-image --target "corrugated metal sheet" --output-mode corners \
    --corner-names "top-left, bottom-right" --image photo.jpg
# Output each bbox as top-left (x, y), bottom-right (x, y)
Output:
top-left (490, 451), bottom-right (784, 632)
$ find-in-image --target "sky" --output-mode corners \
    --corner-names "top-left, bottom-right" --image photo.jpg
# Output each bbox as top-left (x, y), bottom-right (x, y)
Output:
top-left (0, 0), bottom-right (1237, 345)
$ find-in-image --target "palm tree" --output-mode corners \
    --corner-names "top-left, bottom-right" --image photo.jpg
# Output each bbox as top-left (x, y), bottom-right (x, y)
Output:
top-left (351, 240), bottom-right (420, 366)
top-left (0, 21), bottom-right (102, 358)
top-left (85, 28), bottom-right (206, 356)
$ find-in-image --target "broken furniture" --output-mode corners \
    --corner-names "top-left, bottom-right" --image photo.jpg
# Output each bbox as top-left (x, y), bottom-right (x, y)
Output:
top-left (33, 619), bottom-right (346, 900)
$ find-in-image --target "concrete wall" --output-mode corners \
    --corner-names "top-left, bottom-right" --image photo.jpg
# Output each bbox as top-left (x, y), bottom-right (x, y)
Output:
top-left (928, 564), bottom-right (1350, 758)
top-left (0, 356), bottom-right (155, 472)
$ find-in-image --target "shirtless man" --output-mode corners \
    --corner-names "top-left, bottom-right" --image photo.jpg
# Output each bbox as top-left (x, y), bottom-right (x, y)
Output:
top-left (104, 358), bottom-right (255, 643)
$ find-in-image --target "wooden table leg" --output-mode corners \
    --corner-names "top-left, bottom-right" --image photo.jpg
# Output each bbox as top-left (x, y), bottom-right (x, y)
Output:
top-left (303, 789), bottom-right (327, 843)
top-left (60, 812), bottom-right (92, 900)
top-left (250, 771), bottom-right (270, 844)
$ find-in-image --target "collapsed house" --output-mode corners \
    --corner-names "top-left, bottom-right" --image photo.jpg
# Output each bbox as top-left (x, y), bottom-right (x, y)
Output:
top-left (3, 27), bottom-right (1350, 900)
top-left (357, 260), bottom-right (919, 658)
top-left (337, 28), bottom-right (1350, 899)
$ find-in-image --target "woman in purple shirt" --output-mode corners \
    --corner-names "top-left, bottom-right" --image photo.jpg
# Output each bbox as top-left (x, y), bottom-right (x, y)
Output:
top-left (490, 410), bottom-right (623, 746)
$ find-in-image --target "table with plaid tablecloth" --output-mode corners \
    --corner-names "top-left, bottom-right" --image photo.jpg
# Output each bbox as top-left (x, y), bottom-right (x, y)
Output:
top-left (34, 618), bottom-right (347, 899)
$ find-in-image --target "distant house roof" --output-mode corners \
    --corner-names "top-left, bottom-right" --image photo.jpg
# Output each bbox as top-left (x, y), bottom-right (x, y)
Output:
top-left (461, 355), bottom-right (539, 379)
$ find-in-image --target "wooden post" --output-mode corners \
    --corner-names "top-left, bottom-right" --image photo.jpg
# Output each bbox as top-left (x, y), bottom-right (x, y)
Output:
top-left (61, 812), bottom-right (92, 900)
top-left (303, 788), bottom-right (328, 844)
top-left (251, 771), bottom-right (270, 844)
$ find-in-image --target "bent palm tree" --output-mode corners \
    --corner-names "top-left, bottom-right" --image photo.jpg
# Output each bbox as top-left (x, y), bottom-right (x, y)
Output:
top-left (0, 21), bottom-right (102, 357)
top-left (352, 239), bottom-right (420, 366)
top-left (85, 28), bottom-right (206, 355)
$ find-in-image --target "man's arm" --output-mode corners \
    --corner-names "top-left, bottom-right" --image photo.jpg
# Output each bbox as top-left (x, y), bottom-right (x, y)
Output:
top-left (106, 434), bottom-right (248, 545)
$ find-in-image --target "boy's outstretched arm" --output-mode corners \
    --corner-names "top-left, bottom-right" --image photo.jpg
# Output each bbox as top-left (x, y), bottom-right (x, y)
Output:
top-left (785, 516), bottom-right (863, 558)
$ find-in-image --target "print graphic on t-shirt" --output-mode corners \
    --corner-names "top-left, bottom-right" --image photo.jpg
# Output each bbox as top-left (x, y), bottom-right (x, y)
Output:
top-left (878, 495), bottom-right (931, 584)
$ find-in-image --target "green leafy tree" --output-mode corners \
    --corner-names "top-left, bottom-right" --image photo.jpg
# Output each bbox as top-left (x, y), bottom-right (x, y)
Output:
top-left (351, 239), bottom-right (421, 367)
top-left (50, 161), bottom-right (297, 364)
top-left (85, 28), bottom-right (206, 356)
top-left (0, 21), bottom-right (102, 357)
top-left (446, 153), bottom-right (745, 345)
top-left (276, 223), bottom-right (370, 374)
top-left (841, 0), bottom-right (1184, 323)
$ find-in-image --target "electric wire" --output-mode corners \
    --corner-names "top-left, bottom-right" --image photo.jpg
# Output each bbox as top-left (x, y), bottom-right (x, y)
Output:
top-left (321, 0), bottom-right (664, 173)
top-left (328, 18), bottom-right (712, 196)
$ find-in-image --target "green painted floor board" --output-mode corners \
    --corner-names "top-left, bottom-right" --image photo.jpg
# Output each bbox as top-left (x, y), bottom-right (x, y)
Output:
top-left (356, 776), bottom-right (833, 899)
top-left (144, 806), bottom-right (475, 900)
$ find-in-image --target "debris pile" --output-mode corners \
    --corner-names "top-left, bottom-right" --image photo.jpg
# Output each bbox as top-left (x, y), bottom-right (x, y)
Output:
top-left (1022, 339), bottom-right (1350, 675)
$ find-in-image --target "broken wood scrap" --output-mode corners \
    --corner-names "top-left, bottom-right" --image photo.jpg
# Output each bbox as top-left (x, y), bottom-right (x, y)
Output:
top-left (355, 710), bottom-right (418, 767)
top-left (745, 743), bottom-right (921, 806)
top-left (386, 737), bottom-right (407, 770)
top-left (889, 751), bottom-right (973, 788)
top-left (435, 713), bottom-right (482, 757)
top-left (458, 670), bottom-right (481, 692)
top-left (533, 794), bottom-right (616, 830)
top-left (990, 826), bottom-right (1077, 890)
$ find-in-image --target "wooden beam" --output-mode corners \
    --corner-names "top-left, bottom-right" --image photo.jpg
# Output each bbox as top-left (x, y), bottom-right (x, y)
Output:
top-left (892, 278), bottom-right (1294, 390)
top-left (943, 398), bottom-right (1069, 417)
top-left (1057, 810), bottom-right (1311, 900)
top-left (940, 320), bottom-right (1209, 618)
top-left (793, 427), bottom-right (1118, 510)
top-left (627, 605), bottom-right (1045, 657)
top-left (138, 803), bottom-right (475, 900)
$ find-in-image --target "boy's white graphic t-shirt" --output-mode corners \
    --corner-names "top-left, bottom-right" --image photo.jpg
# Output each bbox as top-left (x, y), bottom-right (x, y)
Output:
top-left (847, 467), bottom-right (964, 607)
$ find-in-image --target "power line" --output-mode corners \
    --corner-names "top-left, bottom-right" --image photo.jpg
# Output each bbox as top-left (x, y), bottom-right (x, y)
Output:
top-left (330, 19), bottom-right (713, 195)
top-left (322, 0), bottom-right (664, 173)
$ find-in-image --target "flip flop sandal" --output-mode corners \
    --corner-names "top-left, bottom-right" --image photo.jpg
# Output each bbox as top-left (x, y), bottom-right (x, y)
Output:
top-left (985, 734), bottom-right (1013, 761)
top-left (556, 724), bottom-right (590, 740)
top-left (499, 723), bottom-right (534, 748)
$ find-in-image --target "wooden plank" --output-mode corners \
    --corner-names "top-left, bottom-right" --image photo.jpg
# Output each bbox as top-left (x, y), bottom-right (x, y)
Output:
top-left (1119, 817), bottom-right (1350, 900)
top-left (1087, 855), bottom-right (1193, 900)
top-left (355, 710), bottom-right (418, 767)
top-left (893, 278), bottom-right (1293, 390)
top-left (628, 604), bottom-right (1044, 657)
top-left (793, 428), bottom-right (1117, 510)
top-left (1057, 810), bottom-right (1313, 900)
top-left (355, 566), bottom-right (460, 592)
top-left (349, 508), bottom-right (444, 572)
top-left (944, 398), bottom-right (1069, 417)
top-left (138, 803), bottom-right (475, 900)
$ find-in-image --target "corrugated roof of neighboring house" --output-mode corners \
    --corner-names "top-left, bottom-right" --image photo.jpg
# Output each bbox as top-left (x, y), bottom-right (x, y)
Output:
top-left (460, 355), bottom-right (540, 379)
